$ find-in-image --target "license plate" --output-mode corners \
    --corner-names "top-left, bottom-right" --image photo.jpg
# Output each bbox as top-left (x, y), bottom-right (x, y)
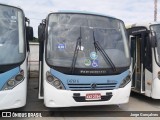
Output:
top-left (85, 93), bottom-right (101, 100)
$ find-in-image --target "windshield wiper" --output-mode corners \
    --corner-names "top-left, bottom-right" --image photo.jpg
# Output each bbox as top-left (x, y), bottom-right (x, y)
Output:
top-left (71, 27), bottom-right (82, 74)
top-left (93, 30), bottom-right (117, 72)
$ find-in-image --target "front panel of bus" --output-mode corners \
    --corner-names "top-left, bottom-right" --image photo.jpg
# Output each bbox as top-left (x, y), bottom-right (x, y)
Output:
top-left (0, 4), bottom-right (27, 110)
top-left (42, 13), bottom-right (131, 107)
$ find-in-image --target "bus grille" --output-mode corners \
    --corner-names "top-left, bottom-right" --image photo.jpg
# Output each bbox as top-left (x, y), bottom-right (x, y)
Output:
top-left (68, 83), bottom-right (117, 91)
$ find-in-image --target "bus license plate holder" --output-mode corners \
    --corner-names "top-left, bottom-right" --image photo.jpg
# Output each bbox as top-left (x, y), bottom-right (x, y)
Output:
top-left (85, 93), bottom-right (101, 101)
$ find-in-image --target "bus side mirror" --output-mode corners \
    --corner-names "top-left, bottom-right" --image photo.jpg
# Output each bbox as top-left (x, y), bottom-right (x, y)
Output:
top-left (38, 23), bottom-right (45, 42)
top-left (149, 31), bottom-right (157, 48)
top-left (26, 26), bottom-right (34, 41)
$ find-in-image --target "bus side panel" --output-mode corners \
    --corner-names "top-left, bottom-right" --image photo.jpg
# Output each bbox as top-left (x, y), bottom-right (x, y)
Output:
top-left (38, 39), bottom-right (45, 99)
top-left (144, 69), bottom-right (152, 97)
top-left (151, 48), bottom-right (160, 99)
top-left (130, 37), bottom-right (136, 88)
top-left (144, 37), bottom-right (153, 97)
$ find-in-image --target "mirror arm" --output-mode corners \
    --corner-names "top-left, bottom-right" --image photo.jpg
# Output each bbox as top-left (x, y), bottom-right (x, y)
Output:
top-left (25, 17), bottom-right (30, 26)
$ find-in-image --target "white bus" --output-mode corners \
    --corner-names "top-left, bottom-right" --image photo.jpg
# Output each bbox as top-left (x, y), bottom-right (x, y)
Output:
top-left (127, 22), bottom-right (160, 99)
top-left (0, 4), bottom-right (33, 110)
top-left (38, 11), bottom-right (131, 107)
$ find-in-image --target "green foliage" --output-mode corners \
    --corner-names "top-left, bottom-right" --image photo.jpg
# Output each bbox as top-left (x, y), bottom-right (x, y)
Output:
top-left (30, 37), bottom-right (38, 42)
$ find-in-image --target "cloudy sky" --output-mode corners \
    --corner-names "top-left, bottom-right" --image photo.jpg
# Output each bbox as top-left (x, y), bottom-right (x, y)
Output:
top-left (0, 0), bottom-right (159, 37)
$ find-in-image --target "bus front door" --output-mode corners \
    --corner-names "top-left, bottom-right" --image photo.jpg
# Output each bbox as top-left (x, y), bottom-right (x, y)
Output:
top-left (131, 33), bottom-right (146, 93)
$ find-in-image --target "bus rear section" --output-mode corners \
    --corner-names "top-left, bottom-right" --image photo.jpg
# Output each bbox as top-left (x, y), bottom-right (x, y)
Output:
top-left (38, 12), bottom-right (131, 107)
top-left (0, 4), bottom-right (33, 110)
top-left (127, 23), bottom-right (160, 99)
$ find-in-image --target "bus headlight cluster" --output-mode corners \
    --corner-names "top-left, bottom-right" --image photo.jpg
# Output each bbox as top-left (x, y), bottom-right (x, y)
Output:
top-left (119, 75), bottom-right (131, 88)
top-left (46, 71), bottom-right (65, 90)
top-left (2, 70), bottom-right (25, 90)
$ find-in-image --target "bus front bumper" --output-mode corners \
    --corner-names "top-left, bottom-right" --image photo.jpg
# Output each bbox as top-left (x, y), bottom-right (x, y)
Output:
top-left (44, 81), bottom-right (131, 107)
top-left (0, 80), bottom-right (26, 110)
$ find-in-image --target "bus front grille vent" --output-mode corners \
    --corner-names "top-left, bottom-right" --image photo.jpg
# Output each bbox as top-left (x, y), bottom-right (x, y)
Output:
top-left (68, 83), bottom-right (117, 91)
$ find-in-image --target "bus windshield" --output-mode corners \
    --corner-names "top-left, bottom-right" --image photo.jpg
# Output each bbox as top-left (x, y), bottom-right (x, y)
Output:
top-left (0, 5), bottom-right (25, 65)
top-left (46, 13), bottom-right (130, 74)
top-left (150, 24), bottom-right (160, 64)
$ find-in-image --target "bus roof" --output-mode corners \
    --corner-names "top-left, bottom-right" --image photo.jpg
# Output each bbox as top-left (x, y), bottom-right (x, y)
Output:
top-left (48, 10), bottom-right (118, 20)
top-left (126, 22), bottom-right (160, 30)
top-left (0, 3), bottom-right (22, 9)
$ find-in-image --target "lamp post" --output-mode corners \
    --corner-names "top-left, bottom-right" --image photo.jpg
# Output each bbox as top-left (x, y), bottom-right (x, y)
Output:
top-left (154, 0), bottom-right (157, 21)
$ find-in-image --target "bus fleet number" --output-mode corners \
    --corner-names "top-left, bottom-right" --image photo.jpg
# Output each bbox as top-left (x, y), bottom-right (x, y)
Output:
top-left (67, 79), bottom-right (79, 84)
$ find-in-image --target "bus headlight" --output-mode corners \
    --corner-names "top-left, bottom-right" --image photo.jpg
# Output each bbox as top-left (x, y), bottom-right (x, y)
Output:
top-left (15, 70), bottom-right (24, 81)
top-left (119, 75), bottom-right (131, 88)
top-left (15, 74), bottom-right (24, 81)
top-left (7, 79), bottom-right (15, 86)
top-left (46, 71), bottom-right (65, 90)
top-left (2, 70), bottom-right (25, 90)
top-left (47, 75), bottom-right (54, 82)
top-left (53, 79), bottom-right (61, 87)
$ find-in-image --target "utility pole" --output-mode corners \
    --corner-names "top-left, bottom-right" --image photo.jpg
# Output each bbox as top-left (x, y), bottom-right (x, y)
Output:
top-left (154, 0), bottom-right (157, 21)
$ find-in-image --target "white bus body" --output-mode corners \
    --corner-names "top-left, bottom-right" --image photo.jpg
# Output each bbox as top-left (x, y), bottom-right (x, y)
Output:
top-left (127, 22), bottom-right (160, 99)
top-left (38, 11), bottom-right (131, 107)
top-left (0, 4), bottom-right (33, 110)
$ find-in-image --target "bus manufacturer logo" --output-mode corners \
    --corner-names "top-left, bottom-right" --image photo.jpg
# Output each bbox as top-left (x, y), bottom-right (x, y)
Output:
top-left (80, 70), bottom-right (107, 74)
top-left (91, 83), bottom-right (97, 89)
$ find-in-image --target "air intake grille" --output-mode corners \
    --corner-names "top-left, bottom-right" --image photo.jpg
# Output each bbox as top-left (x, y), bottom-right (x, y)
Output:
top-left (68, 83), bottom-right (117, 91)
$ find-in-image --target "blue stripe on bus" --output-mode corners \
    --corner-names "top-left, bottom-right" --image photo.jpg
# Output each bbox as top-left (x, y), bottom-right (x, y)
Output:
top-left (50, 69), bottom-right (129, 90)
top-left (0, 67), bottom-right (20, 90)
